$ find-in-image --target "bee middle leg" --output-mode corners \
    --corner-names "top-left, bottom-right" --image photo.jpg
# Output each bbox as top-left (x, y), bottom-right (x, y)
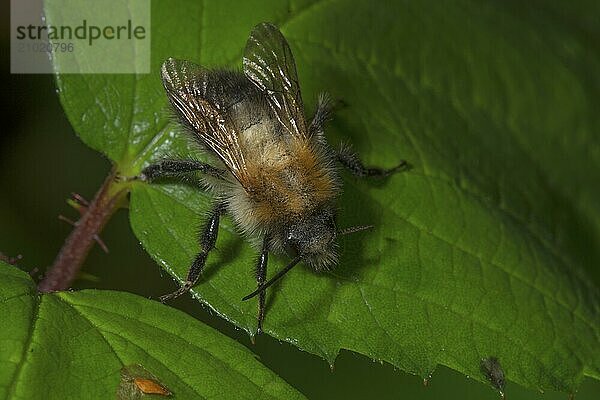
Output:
top-left (337, 145), bottom-right (410, 178)
top-left (254, 238), bottom-right (269, 335)
top-left (160, 203), bottom-right (226, 302)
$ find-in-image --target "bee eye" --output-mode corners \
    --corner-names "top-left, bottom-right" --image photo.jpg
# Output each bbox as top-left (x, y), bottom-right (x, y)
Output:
top-left (327, 215), bottom-right (336, 232)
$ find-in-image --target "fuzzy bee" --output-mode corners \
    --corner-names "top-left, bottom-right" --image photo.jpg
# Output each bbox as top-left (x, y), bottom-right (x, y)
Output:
top-left (136, 22), bottom-right (409, 333)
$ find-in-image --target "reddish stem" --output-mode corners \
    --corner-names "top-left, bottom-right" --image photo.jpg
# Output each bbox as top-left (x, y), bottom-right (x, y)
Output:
top-left (37, 170), bottom-right (125, 292)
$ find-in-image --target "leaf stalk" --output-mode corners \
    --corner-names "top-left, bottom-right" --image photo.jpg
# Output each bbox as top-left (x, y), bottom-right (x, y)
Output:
top-left (37, 169), bottom-right (127, 292)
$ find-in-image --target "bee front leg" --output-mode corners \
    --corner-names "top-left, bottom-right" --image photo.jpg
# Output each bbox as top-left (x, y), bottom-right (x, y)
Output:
top-left (133, 159), bottom-right (225, 182)
top-left (337, 145), bottom-right (411, 177)
top-left (160, 203), bottom-right (226, 302)
top-left (254, 238), bottom-right (269, 335)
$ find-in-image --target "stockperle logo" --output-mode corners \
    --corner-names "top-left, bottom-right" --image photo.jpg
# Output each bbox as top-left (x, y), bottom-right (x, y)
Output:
top-left (11, 0), bottom-right (150, 74)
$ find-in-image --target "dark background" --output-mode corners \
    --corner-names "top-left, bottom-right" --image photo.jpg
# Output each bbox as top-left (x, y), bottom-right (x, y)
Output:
top-left (1, 8), bottom-right (598, 400)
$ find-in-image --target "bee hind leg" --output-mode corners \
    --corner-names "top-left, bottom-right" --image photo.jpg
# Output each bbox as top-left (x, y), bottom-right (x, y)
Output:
top-left (337, 145), bottom-right (411, 178)
top-left (160, 203), bottom-right (226, 302)
top-left (254, 238), bottom-right (269, 336)
top-left (309, 92), bottom-right (336, 137)
top-left (135, 159), bottom-right (225, 182)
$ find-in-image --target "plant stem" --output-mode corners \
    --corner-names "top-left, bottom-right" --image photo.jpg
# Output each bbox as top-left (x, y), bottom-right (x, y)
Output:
top-left (37, 169), bottom-right (126, 292)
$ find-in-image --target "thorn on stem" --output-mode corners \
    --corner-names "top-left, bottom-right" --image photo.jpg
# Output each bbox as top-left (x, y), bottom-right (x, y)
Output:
top-left (0, 251), bottom-right (23, 265)
top-left (58, 214), bottom-right (77, 226)
top-left (71, 192), bottom-right (90, 208)
top-left (59, 214), bottom-right (109, 253)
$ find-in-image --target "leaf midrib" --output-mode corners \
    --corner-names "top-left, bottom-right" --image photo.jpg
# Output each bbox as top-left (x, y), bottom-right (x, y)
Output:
top-left (5, 293), bottom-right (41, 400)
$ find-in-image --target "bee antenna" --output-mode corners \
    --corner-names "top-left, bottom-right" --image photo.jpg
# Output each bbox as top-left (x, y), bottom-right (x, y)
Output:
top-left (337, 225), bottom-right (374, 236)
top-left (242, 255), bottom-right (303, 301)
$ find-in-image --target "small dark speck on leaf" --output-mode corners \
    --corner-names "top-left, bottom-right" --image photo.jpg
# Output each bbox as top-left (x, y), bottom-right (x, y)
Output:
top-left (481, 357), bottom-right (506, 398)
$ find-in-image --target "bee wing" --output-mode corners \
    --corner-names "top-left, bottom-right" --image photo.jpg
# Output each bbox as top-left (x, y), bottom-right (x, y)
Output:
top-left (243, 22), bottom-right (308, 139)
top-left (161, 58), bottom-right (249, 185)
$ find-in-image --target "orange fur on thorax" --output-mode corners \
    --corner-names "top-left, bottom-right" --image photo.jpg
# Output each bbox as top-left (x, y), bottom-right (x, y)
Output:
top-left (243, 138), bottom-right (336, 224)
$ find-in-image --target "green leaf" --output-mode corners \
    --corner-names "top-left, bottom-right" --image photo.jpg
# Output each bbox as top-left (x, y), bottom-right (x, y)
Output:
top-left (48, 0), bottom-right (600, 395)
top-left (0, 263), bottom-right (305, 400)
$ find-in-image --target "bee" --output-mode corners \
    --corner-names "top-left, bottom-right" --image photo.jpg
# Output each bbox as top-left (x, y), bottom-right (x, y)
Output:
top-left (136, 22), bottom-right (409, 334)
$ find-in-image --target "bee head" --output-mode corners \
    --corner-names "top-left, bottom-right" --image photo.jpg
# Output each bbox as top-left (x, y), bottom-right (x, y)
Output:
top-left (284, 207), bottom-right (338, 270)
top-left (243, 211), bottom-right (374, 302)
